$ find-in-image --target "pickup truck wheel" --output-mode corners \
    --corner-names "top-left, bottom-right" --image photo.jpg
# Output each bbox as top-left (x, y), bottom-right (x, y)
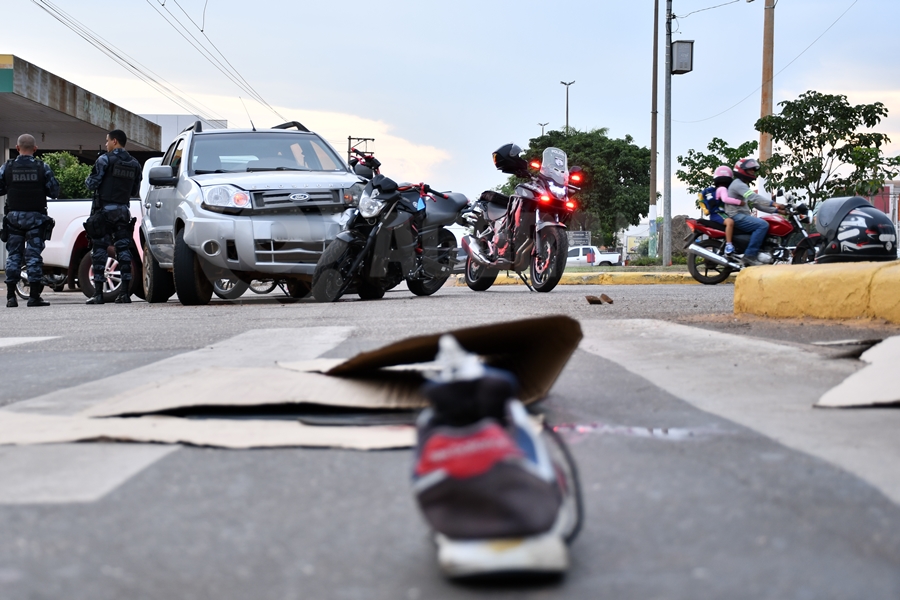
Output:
top-left (78, 252), bottom-right (130, 301)
top-left (286, 279), bottom-right (311, 299)
top-left (173, 229), bottom-right (213, 306)
top-left (599, 261), bottom-right (612, 266)
top-left (213, 277), bottom-right (250, 300)
top-left (143, 239), bottom-right (175, 303)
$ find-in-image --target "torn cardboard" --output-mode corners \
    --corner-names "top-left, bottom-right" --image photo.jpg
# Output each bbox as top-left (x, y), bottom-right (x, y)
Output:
top-left (816, 335), bottom-right (900, 408)
top-left (0, 316), bottom-right (582, 450)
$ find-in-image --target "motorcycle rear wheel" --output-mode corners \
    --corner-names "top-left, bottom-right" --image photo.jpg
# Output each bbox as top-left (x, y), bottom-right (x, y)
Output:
top-left (312, 239), bottom-right (358, 302)
top-left (407, 229), bottom-right (457, 297)
top-left (687, 238), bottom-right (733, 285)
top-left (531, 227), bottom-right (567, 292)
top-left (791, 235), bottom-right (821, 265)
top-left (464, 256), bottom-right (498, 291)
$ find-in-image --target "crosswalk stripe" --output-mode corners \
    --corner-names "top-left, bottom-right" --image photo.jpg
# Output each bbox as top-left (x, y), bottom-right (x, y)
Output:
top-left (579, 319), bottom-right (900, 505)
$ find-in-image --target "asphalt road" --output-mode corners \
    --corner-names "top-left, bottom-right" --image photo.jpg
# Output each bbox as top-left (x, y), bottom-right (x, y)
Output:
top-left (1, 283), bottom-right (899, 599)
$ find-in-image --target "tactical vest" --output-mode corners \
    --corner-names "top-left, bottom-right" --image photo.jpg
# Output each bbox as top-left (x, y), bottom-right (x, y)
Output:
top-left (4, 158), bottom-right (48, 213)
top-left (98, 151), bottom-right (140, 205)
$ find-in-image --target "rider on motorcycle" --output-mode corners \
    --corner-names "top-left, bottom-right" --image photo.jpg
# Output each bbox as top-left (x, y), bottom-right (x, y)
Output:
top-left (726, 158), bottom-right (784, 266)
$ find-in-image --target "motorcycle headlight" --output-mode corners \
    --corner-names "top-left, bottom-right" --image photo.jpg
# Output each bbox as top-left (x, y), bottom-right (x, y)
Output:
top-left (202, 185), bottom-right (251, 210)
top-left (358, 188), bottom-right (385, 218)
top-left (342, 182), bottom-right (366, 205)
top-left (549, 182), bottom-right (567, 199)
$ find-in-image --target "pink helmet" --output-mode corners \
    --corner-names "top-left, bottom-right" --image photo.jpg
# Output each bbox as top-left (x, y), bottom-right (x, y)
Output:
top-left (713, 166), bottom-right (733, 179)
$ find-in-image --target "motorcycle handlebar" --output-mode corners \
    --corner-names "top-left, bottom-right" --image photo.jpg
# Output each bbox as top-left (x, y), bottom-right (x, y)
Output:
top-left (423, 184), bottom-right (448, 199)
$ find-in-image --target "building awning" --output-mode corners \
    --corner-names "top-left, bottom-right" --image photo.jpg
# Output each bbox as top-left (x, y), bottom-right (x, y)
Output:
top-left (0, 54), bottom-right (161, 153)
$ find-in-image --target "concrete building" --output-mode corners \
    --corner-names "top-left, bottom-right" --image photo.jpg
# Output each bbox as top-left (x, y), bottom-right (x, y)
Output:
top-left (0, 54), bottom-right (162, 265)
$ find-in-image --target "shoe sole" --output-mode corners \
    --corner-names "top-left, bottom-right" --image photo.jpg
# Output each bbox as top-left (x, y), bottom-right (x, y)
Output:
top-left (436, 531), bottom-right (568, 578)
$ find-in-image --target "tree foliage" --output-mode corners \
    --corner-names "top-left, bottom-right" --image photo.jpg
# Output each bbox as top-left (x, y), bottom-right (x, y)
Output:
top-left (41, 151), bottom-right (92, 199)
top-left (676, 137), bottom-right (759, 194)
top-left (501, 128), bottom-right (651, 246)
top-left (756, 90), bottom-right (900, 207)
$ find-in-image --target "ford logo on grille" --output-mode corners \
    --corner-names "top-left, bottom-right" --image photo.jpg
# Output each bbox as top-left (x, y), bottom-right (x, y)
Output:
top-left (289, 193), bottom-right (310, 201)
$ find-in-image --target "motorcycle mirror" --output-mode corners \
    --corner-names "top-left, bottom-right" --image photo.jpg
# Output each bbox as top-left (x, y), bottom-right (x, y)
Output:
top-left (349, 157), bottom-right (359, 167)
top-left (776, 187), bottom-right (785, 197)
top-left (354, 163), bottom-right (374, 179)
top-left (372, 174), bottom-right (398, 193)
top-left (569, 166), bottom-right (584, 184)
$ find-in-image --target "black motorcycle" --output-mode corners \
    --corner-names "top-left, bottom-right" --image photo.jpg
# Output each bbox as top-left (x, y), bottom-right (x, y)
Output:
top-left (460, 145), bottom-right (580, 292)
top-left (311, 174), bottom-right (468, 302)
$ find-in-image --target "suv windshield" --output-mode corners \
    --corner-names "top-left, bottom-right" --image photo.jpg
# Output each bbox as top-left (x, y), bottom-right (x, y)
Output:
top-left (190, 132), bottom-right (346, 174)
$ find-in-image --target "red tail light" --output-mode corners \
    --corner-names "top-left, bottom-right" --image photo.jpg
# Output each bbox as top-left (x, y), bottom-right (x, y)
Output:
top-left (530, 160), bottom-right (541, 170)
top-left (687, 220), bottom-right (697, 231)
top-left (565, 200), bottom-right (576, 210)
top-left (539, 194), bottom-right (551, 203)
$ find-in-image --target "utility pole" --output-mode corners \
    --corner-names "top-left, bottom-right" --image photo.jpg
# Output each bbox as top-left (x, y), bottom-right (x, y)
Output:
top-left (539, 122), bottom-right (549, 136)
top-left (561, 81), bottom-right (575, 133)
top-left (759, 0), bottom-right (776, 163)
top-left (662, 0), bottom-right (673, 266)
top-left (649, 0), bottom-right (660, 258)
top-left (347, 136), bottom-right (375, 165)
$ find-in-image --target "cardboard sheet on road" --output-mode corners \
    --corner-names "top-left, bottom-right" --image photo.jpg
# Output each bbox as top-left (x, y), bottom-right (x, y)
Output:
top-left (817, 335), bottom-right (900, 408)
top-left (0, 316), bottom-right (581, 449)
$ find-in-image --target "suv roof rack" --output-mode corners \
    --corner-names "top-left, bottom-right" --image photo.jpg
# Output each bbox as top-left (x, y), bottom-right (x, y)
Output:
top-left (272, 121), bottom-right (310, 132)
top-left (180, 120), bottom-right (204, 134)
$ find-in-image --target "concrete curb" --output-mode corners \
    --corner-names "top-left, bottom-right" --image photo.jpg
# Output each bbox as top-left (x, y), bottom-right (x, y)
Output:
top-left (734, 262), bottom-right (900, 323)
top-left (450, 271), bottom-right (736, 286)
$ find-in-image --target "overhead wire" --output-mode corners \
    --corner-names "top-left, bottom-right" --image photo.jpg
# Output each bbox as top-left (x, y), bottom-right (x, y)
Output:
top-left (677, 0), bottom-right (741, 19)
top-left (674, 0), bottom-right (860, 124)
top-left (29, 0), bottom-right (225, 125)
top-left (148, 0), bottom-right (287, 122)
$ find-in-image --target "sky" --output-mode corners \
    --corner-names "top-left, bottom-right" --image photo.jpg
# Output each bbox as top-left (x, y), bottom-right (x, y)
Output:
top-left (3, 0), bottom-right (898, 219)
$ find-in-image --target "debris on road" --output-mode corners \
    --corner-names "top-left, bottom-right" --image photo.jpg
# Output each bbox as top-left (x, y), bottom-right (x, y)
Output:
top-left (817, 335), bottom-right (900, 408)
top-left (585, 294), bottom-right (614, 305)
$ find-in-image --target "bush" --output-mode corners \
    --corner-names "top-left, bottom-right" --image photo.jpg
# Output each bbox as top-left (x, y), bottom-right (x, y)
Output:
top-left (41, 151), bottom-right (92, 199)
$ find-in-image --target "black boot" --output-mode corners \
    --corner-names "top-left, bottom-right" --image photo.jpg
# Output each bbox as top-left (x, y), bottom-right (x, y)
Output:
top-left (115, 279), bottom-right (132, 304)
top-left (27, 282), bottom-right (50, 307)
top-left (6, 283), bottom-right (17, 308)
top-left (86, 280), bottom-right (104, 305)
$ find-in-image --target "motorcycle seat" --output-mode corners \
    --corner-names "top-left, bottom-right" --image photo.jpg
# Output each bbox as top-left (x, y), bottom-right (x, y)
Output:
top-left (424, 193), bottom-right (469, 227)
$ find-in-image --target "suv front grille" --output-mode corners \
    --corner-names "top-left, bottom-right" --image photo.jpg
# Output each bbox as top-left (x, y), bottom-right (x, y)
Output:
top-left (254, 239), bottom-right (325, 264)
top-left (252, 189), bottom-right (339, 210)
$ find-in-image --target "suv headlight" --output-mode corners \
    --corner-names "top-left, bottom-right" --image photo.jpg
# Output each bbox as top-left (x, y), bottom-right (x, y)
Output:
top-left (202, 185), bottom-right (252, 210)
top-left (358, 188), bottom-right (385, 218)
top-left (342, 182), bottom-right (365, 205)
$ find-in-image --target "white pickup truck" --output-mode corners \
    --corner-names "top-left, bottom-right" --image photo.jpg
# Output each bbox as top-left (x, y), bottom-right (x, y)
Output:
top-left (565, 245), bottom-right (621, 267)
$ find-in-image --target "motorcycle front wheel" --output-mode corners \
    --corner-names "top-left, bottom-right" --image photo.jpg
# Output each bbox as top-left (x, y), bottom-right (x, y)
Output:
top-left (312, 239), bottom-right (359, 302)
top-left (531, 227), bottom-right (567, 292)
top-left (464, 256), bottom-right (498, 291)
top-left (687, 238), bottom-right (733, 284)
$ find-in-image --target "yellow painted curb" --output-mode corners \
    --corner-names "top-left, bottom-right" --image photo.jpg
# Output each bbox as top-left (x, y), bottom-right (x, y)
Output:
top-left (451, 271), bottom-right (736, 286)
top-left (733, 262), bottom-right (900, 323)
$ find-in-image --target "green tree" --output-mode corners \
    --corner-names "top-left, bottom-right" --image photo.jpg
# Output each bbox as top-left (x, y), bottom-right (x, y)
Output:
top-left (501, 128), bottom-right (651, 246)
top-left (41, 151), bottom-right (92, 199)
top-left (756, 90), bottom-right (900, 207)
top-left (676, 137), bottom-right (759, 194)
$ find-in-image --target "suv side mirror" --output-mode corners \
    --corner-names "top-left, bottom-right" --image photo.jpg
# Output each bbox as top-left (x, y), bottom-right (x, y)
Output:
top-left (149, 165), bottom-right (177, 187)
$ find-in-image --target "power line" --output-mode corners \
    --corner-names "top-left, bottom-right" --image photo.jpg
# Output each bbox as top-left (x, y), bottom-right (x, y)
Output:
top-left (148, 0), bottom-right (286, 122)
top-left (30, 0), bottom-right (225, 125)
top-left (675, 0), bottom-right (859, 124)
top-left (676, 0), bottom-right (740, 19)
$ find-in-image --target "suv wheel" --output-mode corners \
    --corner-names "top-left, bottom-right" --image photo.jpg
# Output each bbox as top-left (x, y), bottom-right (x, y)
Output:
top-left (143, 239), bottom-right (175, 303)
top-left (173, 229), bottom-right (213, 305)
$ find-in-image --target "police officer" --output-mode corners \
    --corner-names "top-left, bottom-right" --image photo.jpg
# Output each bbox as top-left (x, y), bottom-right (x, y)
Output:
top-left (84, 129), bottom-right (142, 305)
top-left (1, 134), bottom-right (60, 308)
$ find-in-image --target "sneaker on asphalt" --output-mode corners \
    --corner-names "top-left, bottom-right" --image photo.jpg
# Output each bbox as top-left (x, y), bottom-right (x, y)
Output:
top-left (725, 243), bottom-right (735, 255)
top-left (412, 335), bottom-right (581, 579)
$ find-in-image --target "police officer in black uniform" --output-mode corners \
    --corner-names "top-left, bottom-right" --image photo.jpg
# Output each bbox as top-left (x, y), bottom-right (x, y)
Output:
top-left (1, 134), bottom-right (60, 308)
top-left (84, 129), bottom-right (142, 305)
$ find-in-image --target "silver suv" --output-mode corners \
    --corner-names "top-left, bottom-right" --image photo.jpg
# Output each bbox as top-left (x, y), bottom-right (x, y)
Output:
top-left (142, 121), bottom-right (364, 304)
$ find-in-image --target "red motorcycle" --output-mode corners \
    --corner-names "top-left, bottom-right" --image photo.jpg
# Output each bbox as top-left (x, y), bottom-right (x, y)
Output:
top-left (684, 202), bottom-right (820, 284)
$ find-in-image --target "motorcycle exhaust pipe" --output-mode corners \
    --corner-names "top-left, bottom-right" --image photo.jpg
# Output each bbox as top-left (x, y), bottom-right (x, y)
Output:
top-left (687, 243), bottom-right (743, 270)
top-left (461, 235), bottom-right (492, 267)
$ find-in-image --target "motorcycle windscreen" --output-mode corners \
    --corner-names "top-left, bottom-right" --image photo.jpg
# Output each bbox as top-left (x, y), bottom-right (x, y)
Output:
top-left (540, 147), bottom-right (568, 186)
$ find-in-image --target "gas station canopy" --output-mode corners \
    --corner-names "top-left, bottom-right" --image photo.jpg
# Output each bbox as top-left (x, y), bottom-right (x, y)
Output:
top-left (0, 54), bottom-right (161, 154)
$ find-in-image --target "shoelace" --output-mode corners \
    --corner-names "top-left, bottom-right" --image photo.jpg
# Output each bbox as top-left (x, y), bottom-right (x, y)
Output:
top-left (542, 421), bottom-right (584, 544)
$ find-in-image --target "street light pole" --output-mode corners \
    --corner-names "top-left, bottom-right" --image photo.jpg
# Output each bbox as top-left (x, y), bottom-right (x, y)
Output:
top-left (539, 122), bottom-right (549, 136)
top-left (561, 80), bottom-right (575, 132)
top-left (649, 0), bottom-right (660, 258)
top-left (662, 0), bottom-right (673, 266)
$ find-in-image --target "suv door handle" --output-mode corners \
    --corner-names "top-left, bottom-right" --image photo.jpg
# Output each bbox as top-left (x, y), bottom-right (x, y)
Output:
top-left (155, 202), bottom-right (162, 208)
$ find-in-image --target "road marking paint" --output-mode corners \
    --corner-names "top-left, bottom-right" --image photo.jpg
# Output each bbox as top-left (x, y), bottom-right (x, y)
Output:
top-left (0, 444), bottom-right (177, 504)
top-left (579, 319), bottom-right (900, 505)
top-left (0, 337), bottom-right (58, 348)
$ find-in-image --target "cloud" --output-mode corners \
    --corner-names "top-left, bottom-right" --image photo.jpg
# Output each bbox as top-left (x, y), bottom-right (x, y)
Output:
top-left (73, 74), bottom-right (452, 180)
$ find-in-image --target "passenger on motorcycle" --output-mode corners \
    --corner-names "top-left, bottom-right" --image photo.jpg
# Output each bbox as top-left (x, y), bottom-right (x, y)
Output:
top-left (726, 158), bottom-right (784, 266)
